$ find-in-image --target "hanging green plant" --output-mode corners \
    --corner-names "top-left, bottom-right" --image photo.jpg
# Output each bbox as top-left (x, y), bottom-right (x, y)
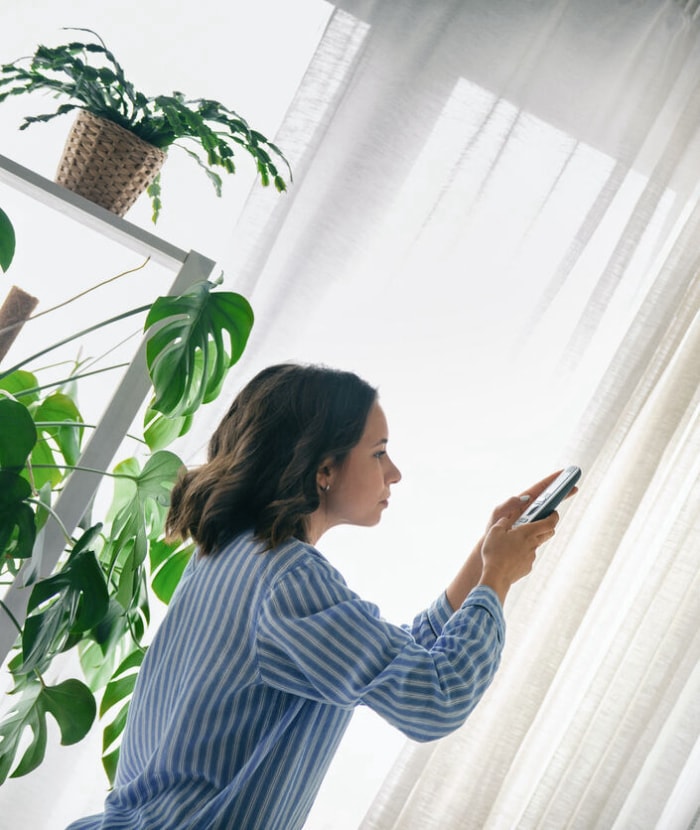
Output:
top-left (0, 28), bottom-right (292, 220)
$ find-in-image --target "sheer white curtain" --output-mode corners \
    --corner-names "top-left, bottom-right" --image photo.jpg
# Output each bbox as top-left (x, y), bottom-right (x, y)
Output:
top-left (4, 2), bottom-right (697, 827)
top-left (207, 1), bottom-right (700, 827)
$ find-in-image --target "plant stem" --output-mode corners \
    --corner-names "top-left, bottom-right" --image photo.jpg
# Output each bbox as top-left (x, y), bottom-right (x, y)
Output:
top-left (0, 259), bottom-right (151, 341)
top-left (34, 421), bottom-right (95, 429)
top-left (27, 258), bottom-right (151, 323)
top-left (0, 305), bottom-right (151, 380)
top-left (25, 498), bottom-right (73, 543)
top-left (30, 463), bottom-right (137, 481)
top-left (0, 600), bottom-right (48, 687)
top-left (0, 600), bottom-right (24, 637)
top-left (10, 363), bottom-right (131, 396)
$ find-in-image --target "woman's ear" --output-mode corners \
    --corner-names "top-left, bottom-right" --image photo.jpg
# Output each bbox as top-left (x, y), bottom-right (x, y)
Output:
top-left (316, 458), bottom-right (335, 492)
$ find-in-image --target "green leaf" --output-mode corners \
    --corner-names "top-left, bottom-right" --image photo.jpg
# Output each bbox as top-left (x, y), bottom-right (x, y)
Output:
top-left (0, 207), bottom-right (16, 272)
top-left (33, 481), bottom-right (53, 532)
top-left (0, 471), bottom-right (35, 559)
top-left (0, 681), bottom-right (43, 783)
top-left (102, 747), bottom-right (120, 784)
top-left (145, 282), bottom-right (254, 417)
top-left (99, 648), bottom-right (145, 784)
top-left (34, 392), bottom-right (84, 466)
top-left (149, 538), bottom-right (194, 604)
top-left (146, 173), bottom-right (162, 223)
top-left (0, 678), bottom-right (95, 782)
top-left (0, 398), bottom-right (36, 470)
top-left (78, 600), bottom-right (133, 691)
top-left (102, 701), bottom-right (129, 755)
top-left (107, 452), bottom-right (182, 535)
top-left (143, 401), bottom-right (193, 451)
top-left (41, 678), bottom-right (96, 745)
top-left (0, 369), bottom-right (40, 405)
top-left (99, 650), bottom-right (144, 717)
top-left (178, 145), bottom-right (223, 196)
top-left (21, 542), bottom-right (109, 673)
top-left (29, 435), bottom-right (62, 489)
top-left (102, 452), bottom-right (183, 610)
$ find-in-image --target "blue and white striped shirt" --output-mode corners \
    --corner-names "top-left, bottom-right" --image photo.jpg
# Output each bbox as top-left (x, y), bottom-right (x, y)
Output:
top-left (67, 531), bottom-right (504, 830)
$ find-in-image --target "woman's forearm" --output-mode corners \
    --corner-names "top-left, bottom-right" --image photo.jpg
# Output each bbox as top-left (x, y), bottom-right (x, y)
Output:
top-left (445, 539), bottom-right (484, 611)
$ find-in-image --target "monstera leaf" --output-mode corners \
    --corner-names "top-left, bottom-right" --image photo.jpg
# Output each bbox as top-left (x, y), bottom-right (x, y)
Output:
top-left (144, 281), bottom-right (253, 417)
top-left (0, 676), bottom-right (95, 783)
top-left (102, 451), bottom-right (183, 610)
top-left (142, 399), bottom-right (193, 451)
top-left (20, 526), bottom-right (109, 675)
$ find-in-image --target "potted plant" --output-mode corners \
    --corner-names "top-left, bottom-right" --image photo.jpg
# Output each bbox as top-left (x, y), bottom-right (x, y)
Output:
top-left (0, 28), bottom-right (291, 220)
top-left (0, 211), bottom-right (255, 783)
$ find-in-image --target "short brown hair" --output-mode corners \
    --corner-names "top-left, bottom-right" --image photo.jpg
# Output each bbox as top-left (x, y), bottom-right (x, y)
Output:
top-left (166, 363), bottom-right (377, 554)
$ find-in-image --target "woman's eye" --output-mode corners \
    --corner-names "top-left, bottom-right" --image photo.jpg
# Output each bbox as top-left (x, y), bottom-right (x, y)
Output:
top-left (374, 450), bottom-right (386, 459)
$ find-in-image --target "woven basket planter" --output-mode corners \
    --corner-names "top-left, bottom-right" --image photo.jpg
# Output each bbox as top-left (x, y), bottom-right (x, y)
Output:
top-left (55, 110), bottom-right (167, 216)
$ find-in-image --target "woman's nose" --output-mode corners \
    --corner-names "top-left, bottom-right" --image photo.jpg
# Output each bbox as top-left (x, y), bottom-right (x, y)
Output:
top-left (388, 458), bottom-right (401, 484)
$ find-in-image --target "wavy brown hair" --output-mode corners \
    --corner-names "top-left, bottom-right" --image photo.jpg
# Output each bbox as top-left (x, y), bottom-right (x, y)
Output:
top-left (166, 363), bottom-right (377, 554)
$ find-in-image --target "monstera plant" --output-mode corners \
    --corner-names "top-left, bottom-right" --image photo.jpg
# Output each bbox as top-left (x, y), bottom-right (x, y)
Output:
top-left (0, 215), bottom-right (254, 784)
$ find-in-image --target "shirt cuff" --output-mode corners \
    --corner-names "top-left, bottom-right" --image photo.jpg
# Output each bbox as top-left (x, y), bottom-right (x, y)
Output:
top-left (426, 591), bottom-right (455, 638)
top-left (462, 585), bottom-right (506, 643)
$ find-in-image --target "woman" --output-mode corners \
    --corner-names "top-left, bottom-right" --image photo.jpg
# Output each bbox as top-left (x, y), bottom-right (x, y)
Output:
top-left (68, 363), bottom-right (561, 830)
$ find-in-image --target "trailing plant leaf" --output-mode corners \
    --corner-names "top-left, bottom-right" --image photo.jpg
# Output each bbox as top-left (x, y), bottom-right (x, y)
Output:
top-left (145, 282), bottom-right (253, 417)
top-left (146, 173), bottom-right (162, 223)
top-left (0, 207), bottom-right (15, 272)
top-left (0, 676), bottom-right (96, 784)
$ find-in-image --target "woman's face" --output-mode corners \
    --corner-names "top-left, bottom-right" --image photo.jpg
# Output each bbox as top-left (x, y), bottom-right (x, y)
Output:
top-left (323, 401), bottom-right (402, 530)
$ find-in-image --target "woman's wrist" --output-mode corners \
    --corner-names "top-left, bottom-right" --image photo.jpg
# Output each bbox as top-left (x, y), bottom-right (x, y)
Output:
top-left (477, 570), bottom-right (510, 606)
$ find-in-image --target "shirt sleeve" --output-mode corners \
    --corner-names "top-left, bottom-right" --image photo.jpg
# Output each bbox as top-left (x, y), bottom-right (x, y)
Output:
top-left (404, 591), bottom-right (455, 648)
top-left (255, 556), bottom-right (505, 742)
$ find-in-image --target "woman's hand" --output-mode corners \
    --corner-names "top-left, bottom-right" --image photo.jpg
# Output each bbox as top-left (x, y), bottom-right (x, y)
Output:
top-left (484, 469), bottom-right (569, 532)
top-left (445, 471), bottom-right (575, 611)
top-left (477, 470), bottom-right (574, 604)
top-left (478, 509), bottom-right (558, 605)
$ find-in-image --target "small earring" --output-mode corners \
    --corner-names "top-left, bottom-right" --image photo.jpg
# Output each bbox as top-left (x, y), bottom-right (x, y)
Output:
top-left (323, 484), bottom-right (330, 492)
